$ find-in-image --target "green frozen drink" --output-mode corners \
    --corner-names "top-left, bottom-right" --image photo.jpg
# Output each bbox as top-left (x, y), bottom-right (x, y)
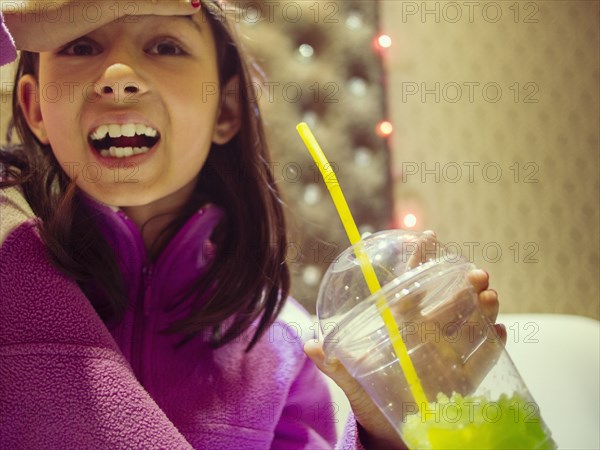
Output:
top-left (403, 392), bottom-right (556, 449)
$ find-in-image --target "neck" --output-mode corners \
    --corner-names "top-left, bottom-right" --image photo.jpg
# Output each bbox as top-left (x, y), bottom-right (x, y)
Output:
top-left (120, 179), bottom-right (198, 257)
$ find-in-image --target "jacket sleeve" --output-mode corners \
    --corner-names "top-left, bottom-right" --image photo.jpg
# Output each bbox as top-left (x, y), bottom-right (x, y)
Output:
top-left (270, 299), bottom-right (366, 450)
top-left (0, 12), bottom-right (18, 65)
top-left (270, 353), bottom-right (366, 450)
top-left (0, 187), bottom-right (193, 449)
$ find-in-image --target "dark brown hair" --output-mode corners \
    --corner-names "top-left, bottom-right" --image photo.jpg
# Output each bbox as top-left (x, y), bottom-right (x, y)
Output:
top-left (0, 1), bottom-right (290, 351)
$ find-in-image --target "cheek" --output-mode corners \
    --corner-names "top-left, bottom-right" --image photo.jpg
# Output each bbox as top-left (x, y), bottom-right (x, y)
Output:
top-left (37, 83), bottom-right (86, 152)
top-left (169, 93), bottom-right (220, 144)
top-left (178, 74), bottom-right (221, 115)
top-left (39, 97), bottom-right (76, 142)
top-left (37, 65), bottom-right (81, 134)
top-left (40, 114), bottom-right (76, 160)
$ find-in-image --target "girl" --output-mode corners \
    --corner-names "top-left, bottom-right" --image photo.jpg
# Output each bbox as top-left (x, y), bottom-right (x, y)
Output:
top-left (0, 1), bottom-right (505, 449)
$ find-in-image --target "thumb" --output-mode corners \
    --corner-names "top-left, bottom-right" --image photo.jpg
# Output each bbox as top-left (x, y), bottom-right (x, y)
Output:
top-left (303, 340), bottom-right (365, 402)
top-left (304, 340), bottom-right (407, 449)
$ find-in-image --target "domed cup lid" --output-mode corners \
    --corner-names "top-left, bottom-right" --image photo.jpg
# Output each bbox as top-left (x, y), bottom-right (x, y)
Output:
top-left (316, 229), bottom-right (472, 340)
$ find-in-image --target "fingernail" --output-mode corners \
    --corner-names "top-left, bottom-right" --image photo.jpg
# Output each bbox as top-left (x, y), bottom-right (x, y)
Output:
top-left (191, 0), bottom-right (201, 7)
top-left (494, 323), bottom-right (506, 339)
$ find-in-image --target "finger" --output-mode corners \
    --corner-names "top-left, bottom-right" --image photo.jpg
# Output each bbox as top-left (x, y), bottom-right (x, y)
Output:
top-left (420, 284), bottom-right (476, 329)
top-left (406, 230), bottom-right (438, 270)
top-left (394, 269), bottom-right (487, 338)
top-left (417, 319), bottom-right (505, 397)
top-left (391, 287), bottom-right (426, 317)
top-left (478, 289), bottom-right (499, 324)
top-left (303, 339), bottom-right (327, 369)
top-left (419, 284), bottom-right (489, 365)
top-left (304, 341), bottom-right (405, 447)
top-left (467, 269), bottom-right (499, 323)
top-left (494, 323), bottom-right (508, 345)
top-left (466, 269), bottom-right (489, 293)
top-left (303, 340), bottom-right (363, 399)
top-left (461, 323), bottom-right (506, 391)
top-left (131, 0), bottom-right (201, 16)
top-left (303, 341), bottom-right (388, 420)
top-left (429, 272), bottom-right (496, 357)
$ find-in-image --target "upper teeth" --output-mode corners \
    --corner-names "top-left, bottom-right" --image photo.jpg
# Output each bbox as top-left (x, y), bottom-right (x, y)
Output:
top-left (90, 123), bottom-right (158, 140)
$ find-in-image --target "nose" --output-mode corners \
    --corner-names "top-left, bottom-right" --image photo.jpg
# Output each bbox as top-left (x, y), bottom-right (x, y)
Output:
top-left (93, 62), bottom-right (149, 101)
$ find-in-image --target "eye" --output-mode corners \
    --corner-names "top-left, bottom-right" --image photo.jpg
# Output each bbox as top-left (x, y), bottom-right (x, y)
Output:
top-left (147, 39), bottom-right (186, 56)
top-left (58, 39), bottom-right (100, 56)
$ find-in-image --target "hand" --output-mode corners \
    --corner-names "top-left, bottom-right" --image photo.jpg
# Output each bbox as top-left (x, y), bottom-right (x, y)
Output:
top-left (304, 231), bottom-right (507, 449)
top-left (2, 0), bottom-right (201, 52)
top-left (304, 339), bottom-right (408, 449)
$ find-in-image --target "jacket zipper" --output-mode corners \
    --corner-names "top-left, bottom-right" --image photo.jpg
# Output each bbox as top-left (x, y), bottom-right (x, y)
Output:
top-left (142, 264), bottom-right (154, 316)
top-left (132, 263), bottom-right (154, 385)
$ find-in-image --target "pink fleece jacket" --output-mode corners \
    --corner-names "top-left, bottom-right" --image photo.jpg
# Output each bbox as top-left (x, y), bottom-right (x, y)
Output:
top-left (0, 182), bottom-right (365, 449)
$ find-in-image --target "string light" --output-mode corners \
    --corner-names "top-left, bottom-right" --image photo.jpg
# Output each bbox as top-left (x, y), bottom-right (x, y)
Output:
top-left (297, 43), bottom-right (314, 59)
top-left (403, 213), bottom-right (417, 228)
top-left (376, 120), bottom-right (393, 137)
top-left (302, 265), bottom-right (321, 287)
top-left (303, 184), bottom-right (321, 205)
top-left (348, 77), bottom-right (368, 97)
top-left (376, 34), bottom-right (392, 49)
top-left (354, 147), bottom-right (372, 167)
top-left (374, 28), bottom-right (399, 233)
top-left (346, 10), bottom-right (364, 29)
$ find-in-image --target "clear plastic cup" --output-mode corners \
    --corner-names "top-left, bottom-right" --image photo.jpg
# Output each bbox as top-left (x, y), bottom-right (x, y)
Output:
top-left (317, 230), bottom-right (557, 449)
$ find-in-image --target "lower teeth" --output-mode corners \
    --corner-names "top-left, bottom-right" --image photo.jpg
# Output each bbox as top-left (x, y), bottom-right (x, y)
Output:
top-left (99, 146), bottom-right (150, 158)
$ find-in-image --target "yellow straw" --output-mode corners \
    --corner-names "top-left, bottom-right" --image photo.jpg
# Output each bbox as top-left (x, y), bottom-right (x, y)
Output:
top-left (296, 122), bottom-right (428, 410)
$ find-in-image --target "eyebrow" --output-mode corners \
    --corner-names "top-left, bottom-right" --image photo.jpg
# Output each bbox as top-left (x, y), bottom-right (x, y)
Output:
top-left (181, 15), bottom-right (204, 35)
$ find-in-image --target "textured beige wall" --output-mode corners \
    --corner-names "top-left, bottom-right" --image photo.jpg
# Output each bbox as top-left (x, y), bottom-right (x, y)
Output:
top-left (1, 1), bottom-right (598, 319)
top-left (0, 60), bottom-right (15, 146)
top-left (382, 0), bottom-right (599, 318)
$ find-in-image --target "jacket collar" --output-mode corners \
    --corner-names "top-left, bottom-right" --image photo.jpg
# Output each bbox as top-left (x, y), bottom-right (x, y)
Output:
top-left (77, 190), bottom-right (224, 315)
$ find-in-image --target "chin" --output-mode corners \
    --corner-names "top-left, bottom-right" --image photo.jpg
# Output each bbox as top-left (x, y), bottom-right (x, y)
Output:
top-left (80, 184), bottom-right (158, 209)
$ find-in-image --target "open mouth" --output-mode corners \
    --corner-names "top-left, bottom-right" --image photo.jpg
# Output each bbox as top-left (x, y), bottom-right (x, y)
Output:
top-left (89, 123), bottom-right (160, 158)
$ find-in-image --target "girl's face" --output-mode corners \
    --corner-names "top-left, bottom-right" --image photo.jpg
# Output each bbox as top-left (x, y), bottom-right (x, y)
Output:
top-left (18, 13), bottom-right (239, 208)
